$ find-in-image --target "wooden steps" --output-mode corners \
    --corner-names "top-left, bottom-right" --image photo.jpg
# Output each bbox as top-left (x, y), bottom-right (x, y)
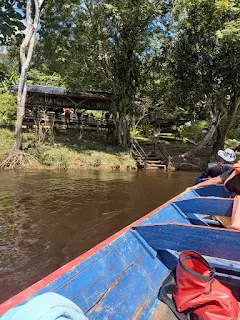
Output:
top-left (131, 139), bottom-right (169, 170)
top-left (134, 151), bottom-right (167, 170)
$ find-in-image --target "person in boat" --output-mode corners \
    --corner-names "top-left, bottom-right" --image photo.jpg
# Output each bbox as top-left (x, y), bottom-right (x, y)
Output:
top-left (189, 159), bottom-right (240, 230)
top-left (194, 148), bottom-right (236, 184)
top-left (188, 164), bottom-right (240, 194)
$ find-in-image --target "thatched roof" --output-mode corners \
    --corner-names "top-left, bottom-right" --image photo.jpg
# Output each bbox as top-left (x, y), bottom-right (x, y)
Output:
top-left (12, 85), bottom-right (112, 111)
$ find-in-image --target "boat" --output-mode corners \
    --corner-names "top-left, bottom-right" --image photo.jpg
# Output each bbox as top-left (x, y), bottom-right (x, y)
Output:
top-left (1, 185), bottom-right (239, 319)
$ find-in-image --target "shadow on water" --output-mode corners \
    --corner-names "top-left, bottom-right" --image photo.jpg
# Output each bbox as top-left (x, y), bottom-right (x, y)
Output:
top-left (0, 169), bottom-right (197, 303)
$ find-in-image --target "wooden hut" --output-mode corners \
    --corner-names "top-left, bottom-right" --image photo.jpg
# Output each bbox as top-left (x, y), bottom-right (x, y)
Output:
top-left (11, 85), bottom-right (112, 111)
top-left (11, 85), bottom-right (113, 132)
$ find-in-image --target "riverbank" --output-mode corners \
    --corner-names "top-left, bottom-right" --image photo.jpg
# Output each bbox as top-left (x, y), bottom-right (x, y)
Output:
top-left (2, 128), bottom-right (235, 171)
top-left (0, 129), bottom-right (136, 170)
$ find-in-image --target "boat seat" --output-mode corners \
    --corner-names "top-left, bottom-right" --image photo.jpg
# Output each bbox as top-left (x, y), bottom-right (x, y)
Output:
top-left (193, 185), bottom-right (233, 198)
top-left (173, 197), bottom-right (233, 217)
top-left (134, 223), bottom-right (240, 261)
top-left (173, 197), bottom-right (233, 226)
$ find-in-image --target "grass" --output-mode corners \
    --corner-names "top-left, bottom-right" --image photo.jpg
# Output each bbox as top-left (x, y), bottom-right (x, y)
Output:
top-left (0, 128), bottom-right (136, 170)
top-left (0, 129), bottom-right (14, 162)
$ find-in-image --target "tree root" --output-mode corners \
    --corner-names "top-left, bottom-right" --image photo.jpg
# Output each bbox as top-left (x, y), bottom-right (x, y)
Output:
top-left (179, 162), bottom-right (199, 169)
top-left (0, 151), bottom-right (38, 169)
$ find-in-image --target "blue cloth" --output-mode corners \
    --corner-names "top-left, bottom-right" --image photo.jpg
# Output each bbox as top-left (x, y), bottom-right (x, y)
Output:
top-left (194, 172), bottom-right (207, 185)
top-left (195, 172), bottom-right (209, 185)
top-left (1, 292), bottom-right (88, 320)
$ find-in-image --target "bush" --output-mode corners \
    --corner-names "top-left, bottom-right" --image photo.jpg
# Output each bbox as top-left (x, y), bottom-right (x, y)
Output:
top-left (0, 94), bottom-right (17, 125)
top-left (40, 154), bottom-right (54, 166)
top-left (0, 128), bottom-right (14, 161)
top-left (58, 154), bottom-right (68, 169)
top-left (183, 121), bottom-right (208, 142)
top-left (0, 64), bottom-right (19, 94)
top-left (225, 139), bottom-right (240, 150)
top-left (22, 132), bottom-right (36, 150)
top-left (227, 127), bottom-right (240, 141)
top-left (109, 158), bottom-right (121, 169)
top-left (88, 158), bottom-right (101, 167)
top-left (137, 124), bottom-right (153, 137)
top-left (28, 69), bottom-right (65, 87)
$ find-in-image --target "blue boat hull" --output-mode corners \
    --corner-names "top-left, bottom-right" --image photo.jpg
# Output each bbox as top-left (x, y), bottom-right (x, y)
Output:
top-left (1, 185), bottom-right (239, 319)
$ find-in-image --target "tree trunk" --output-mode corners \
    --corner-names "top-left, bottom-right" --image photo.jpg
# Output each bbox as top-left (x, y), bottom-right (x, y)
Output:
top-left (181, 96), bottom-right (222, 159)
top-left (212, 94), bottom-right (239, 154)
top-left (122, 116), bottom-right (130, 148)
top-left (10, 0), bottom-right (44, 154)
top-left (13, 83), bottom-right (27, 151)
top-left (181, 119), bottom-right (219, 159)
top-left (117, 116), bottom-right (123, 146)
top-left (114, 113), bottom-right (130, 147)
top-left (212, 123), bottom-right (227, 154)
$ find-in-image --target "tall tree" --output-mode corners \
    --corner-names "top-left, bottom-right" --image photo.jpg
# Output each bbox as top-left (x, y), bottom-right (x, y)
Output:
top-left (1, 0), bottom-right (46, 167)
top-left (13, 0), bottom-right (45, 153)
top-left (170, 0), bottom-right (240, 157)
top-left (39, 0), bottom-right (162, 146)
top-left (212, 13), bottom-right (240, 152)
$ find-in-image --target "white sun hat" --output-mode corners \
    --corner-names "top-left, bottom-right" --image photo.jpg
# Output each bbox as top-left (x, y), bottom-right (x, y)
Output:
top-left (217, 148), bottom-right (236, 163)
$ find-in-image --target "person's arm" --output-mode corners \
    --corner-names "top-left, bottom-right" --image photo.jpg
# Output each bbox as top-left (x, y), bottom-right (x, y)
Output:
top-left (187, 175), bottom-right (222, 191)
top-left (187, 168), bottom-right (234, 191)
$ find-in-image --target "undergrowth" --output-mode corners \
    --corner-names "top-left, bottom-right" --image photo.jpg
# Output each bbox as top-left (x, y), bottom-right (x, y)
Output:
top-left (0, 128), bottom-right (136, 170)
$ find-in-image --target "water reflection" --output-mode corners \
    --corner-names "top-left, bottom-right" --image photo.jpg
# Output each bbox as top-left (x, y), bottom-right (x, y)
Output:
top-left (0, 169), bottom-right (197, 303)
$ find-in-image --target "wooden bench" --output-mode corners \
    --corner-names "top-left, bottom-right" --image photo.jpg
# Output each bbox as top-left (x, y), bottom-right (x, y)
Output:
top-left (173, 197), bottom-right (233, 226)
top-left (134, 223), bottom-right (240, 261)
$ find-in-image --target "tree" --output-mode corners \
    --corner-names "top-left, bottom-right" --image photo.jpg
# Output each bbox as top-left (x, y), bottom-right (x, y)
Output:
top-left (1, 0), bottom-right (46, 167)
top-left (38, 0), bottom-right (162, 146)
top-left (212, 14), bottom-right (240, 152)
top-left (169, 0), bottom-right (240, 157)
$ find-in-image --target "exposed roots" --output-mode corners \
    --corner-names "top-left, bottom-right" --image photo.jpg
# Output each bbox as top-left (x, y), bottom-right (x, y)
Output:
top-left (0, 151), bottom-right (38, 169)
top-left (179, 162), bottom-right (199, 169)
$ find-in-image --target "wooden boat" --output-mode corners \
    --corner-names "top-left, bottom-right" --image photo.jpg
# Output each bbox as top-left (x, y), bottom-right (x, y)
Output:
top-left (1, 185), bottom-right (239, 319)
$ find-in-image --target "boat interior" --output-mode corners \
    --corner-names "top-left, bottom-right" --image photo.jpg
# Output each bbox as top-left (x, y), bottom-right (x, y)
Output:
top-left (1, 185), bottom-right (239, 319)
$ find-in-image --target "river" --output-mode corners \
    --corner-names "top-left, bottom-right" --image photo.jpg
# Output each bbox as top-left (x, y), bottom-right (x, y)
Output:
top-left (0, 170), bottom-right (197, 303)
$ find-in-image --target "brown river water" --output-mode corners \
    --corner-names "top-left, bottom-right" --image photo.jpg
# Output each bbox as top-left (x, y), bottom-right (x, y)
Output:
top-left (0, 170), bottom-right (197, 303)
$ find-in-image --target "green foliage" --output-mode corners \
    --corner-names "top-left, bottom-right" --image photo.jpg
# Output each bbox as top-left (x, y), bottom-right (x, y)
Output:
top-left (0, 128), bottom-right (14, 161)
top-left (2, 0), bottom-right (238, 152)
top-left (22, 132), bottom-right (36, 150)
top-left (88, 158), bottom-right (102, 167)
top-left (0, 63), bottom-right (19, 93)
top-left (183, 121), bottom-right (208, 143)
top-left (27, 147), bottom-right (41, 159)
top-left (86, 110), bottom-right (103, 119)
top-left (0, 1), bottom-right (25, 44)
top-left (39, 0), bottom-right (162, 120)
top-left (166, 0), bottom-right (240, 152)
top-left (0, 94), bottom-right (17, 125)
top-left (28, 69), bottom-right (65, 87)
top-left (227, 127), bottom-right (240, 141)
top-left (109, 158), bottom-right (121, 169)
top-left (171, 0), bottom-right (240, 104)
top-left (0, 63), bottom-right (9, 82)
top-left (225, 138), bottom-right (240, 150)
top-left (137, 124), bottom-right (153, 137)
top-left (58, 155), bottom-right (68, 169)
top-left (40, 154), bottom-right (55, 166)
